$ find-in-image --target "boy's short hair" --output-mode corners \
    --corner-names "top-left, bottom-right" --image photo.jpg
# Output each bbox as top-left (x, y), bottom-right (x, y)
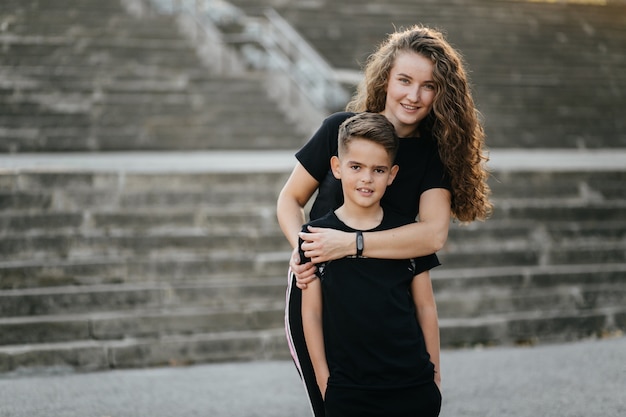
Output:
top-left (338, 113), bottom-right (399, 162)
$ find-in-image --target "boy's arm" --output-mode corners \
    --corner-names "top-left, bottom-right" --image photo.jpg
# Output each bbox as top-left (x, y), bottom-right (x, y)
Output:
top-left (301, 277), bottom-right (329, 398)
top-left (411, 271), bottom-right (441, 390)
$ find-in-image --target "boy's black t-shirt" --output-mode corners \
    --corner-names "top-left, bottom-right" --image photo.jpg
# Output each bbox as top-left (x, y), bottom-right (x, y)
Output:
top-left (296, 111), bottom-right (451, 221)
top-left (302, 210), bottom-right (440, 390)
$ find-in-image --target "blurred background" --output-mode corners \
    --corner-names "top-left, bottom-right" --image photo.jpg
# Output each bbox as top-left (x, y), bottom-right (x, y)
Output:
top-left (0, 0), bottom-right (624, 373)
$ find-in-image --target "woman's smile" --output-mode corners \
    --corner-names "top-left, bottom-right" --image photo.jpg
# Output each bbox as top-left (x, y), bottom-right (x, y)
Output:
top-left (383, 51), bottom-right (436, 137)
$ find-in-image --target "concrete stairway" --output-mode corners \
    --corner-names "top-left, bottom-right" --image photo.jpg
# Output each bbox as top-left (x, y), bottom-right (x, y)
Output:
top-left (0, 0), bottom-right (624, 373)
top-left (230, 0), bottom-right (626, 148)
top-left (437, 167), bottom-right (626, 346)
top-left (225, 0), bottom-right (626, 343)
top-left (0, 0), bottom-right (304, 152)
top-left (0, 152), bottom-right (625, 372)
top-left (0, 163), bottom-right (293, 371)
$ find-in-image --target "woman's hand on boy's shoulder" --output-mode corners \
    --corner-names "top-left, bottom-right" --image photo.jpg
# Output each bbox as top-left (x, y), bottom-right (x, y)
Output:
top-left (299, 226), bottom-right (353, 263)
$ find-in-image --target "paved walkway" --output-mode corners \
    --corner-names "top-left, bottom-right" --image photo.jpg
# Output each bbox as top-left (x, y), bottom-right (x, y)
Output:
top-left (0, 336), bottom-right (624, 417)
top-left (1, 149), bottom-right (625, 173)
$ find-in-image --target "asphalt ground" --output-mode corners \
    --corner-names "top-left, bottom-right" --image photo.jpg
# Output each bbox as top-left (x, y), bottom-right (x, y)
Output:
top-left (0, 335), bottom-right (624, 417)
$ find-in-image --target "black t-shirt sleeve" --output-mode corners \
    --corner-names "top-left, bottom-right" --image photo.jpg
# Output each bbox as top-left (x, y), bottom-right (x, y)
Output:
top-left (382, 134), bottom-right (451, 220)
top-left (420, 144), bottom-right (452, 194)
top-left (295, 112), bottom-right (354, 182)
top-left (299, 212), bottom-right (338, 263)
top-left (298, 224), bottom-right (310, 265)
top-left (411, 253), bottom-right (441, 275)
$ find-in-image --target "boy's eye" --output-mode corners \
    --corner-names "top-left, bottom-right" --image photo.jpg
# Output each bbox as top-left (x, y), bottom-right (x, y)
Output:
top-left (375, 168), bottom-right (386, 174)
top-left (350, 165), bottom-right (360, 170)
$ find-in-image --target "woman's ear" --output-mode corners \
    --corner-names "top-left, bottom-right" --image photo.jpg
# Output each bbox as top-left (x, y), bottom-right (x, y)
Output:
top-left (330, 155), bottom-right (341, 179)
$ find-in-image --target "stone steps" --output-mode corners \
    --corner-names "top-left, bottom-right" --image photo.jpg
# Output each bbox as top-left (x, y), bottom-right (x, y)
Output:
top-left (1, 168), bottom-right (622, 205)
top-left (0, 262), bottom-right (624, 371)
top-left (0, 88), bottom-right (278, 111)
top-left (0, 0), bottom-right (625, 372)
top-left (0, 232), bottom-right (288, 263)
top-left (0, 209), bottom-right (277, 234)
top-left (0, 36), bottom-right (201, 68)
top-left (487, 170), bottom-right (626, 200)
top-left (0, 0), bottom-right (304, 152)
top-left (435, 263), bottom-right (626, 345)
top-left (254, 243), bottom-right (626, 271)
top-left (440, 307), bottom-right (626, 348)
top-left (0, 70), bottom-right (300, 150)
top-left (4, 0), bottom-right (130, 10)
top-left (0, 304), bottom-right (286, 346)
top-left (0, 64), bottom-right (212, 85)
top-left (0, 257), bottom-right (277, 290)
top-left (2, 263), bottom-right (625, 318)
top-left (0, 328), bottom-right (290, 372)
top-left (0, 285), bottom-right (623, 371)
top-left (5, 0), bottom-right (178, 38)
top-left (268, 1), bottom-right (626, 66)
top-left (0, 259), bottom-right (623, 371)
top-left (1, 201), bottom-right (624, 262)
top-left (1, 283), bottom-right (622, 344)
top-left (5, 9), bottom-right (183, 40)
top-left (0, 155), bottom-right (626, 371)
top-left (0, 292), bottom-right (621, 342)
top-left (2, 302), bottom-right (624, 373)
top-left (0, 170), bottom-right (289, 208)
top-left (0, 129), bottom-right (300, 152)
top-left (1, 204), bottom-right (623, 231)
top-left (0, 278), bottom-right (287, 317)
top-left (1, 233), bottom-right (624, 286)
top-left (2, 219), bottom-right (625, 265)
top-left (254, 0), bottom-right (626, 148)
top-left (434, 264), bottom-right (626, 315)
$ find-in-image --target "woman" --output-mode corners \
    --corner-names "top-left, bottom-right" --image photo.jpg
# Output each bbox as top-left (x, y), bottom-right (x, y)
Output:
top-left (276, 25), bottom-right (492, 417)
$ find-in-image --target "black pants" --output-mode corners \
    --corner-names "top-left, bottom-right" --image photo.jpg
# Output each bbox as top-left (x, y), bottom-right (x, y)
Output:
top-left (285, 272), bottom-right (326, 417)
top-left (325, 382), bottom-right (442, 417)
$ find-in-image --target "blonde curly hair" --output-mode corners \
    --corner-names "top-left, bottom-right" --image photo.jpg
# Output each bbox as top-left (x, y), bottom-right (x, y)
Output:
top-left (346, 25), bottom-right (492, 222)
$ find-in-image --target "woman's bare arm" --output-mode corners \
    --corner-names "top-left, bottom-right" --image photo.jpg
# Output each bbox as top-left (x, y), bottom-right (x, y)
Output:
top-left (277, 162), bottom-right (318, 248)
top-left (300, 187), bottom-right (452, 263)
top-left (276, 162), bottom-right (320, 285)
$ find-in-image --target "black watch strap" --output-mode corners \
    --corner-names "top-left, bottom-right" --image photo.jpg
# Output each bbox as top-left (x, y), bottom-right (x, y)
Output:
top-left (356, 231), bottom-right (364, 258)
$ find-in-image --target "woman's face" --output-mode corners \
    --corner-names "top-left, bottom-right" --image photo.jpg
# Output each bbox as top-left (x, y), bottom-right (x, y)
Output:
top-left (382, 51), bottom-right (436, 138)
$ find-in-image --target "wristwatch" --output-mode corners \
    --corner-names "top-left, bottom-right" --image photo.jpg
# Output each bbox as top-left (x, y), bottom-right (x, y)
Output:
top-left (356, 231), bottom-right (364, 258)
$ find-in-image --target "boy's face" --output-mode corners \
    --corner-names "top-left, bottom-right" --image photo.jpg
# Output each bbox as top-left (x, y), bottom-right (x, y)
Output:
top-left (331, 138), bottom-right (399, 209)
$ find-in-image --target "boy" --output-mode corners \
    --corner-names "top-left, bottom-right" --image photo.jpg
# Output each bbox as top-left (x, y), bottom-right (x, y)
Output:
top-left (300, 112), bottom-right (442, 417)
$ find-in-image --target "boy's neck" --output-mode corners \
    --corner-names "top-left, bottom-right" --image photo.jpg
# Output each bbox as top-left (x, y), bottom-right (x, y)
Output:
top-left (334, 203), bottom-right (384, 231)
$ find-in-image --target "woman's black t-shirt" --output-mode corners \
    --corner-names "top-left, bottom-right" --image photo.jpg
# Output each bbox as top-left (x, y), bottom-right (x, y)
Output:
top-left (296, 112), bottom-right (451, 221)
